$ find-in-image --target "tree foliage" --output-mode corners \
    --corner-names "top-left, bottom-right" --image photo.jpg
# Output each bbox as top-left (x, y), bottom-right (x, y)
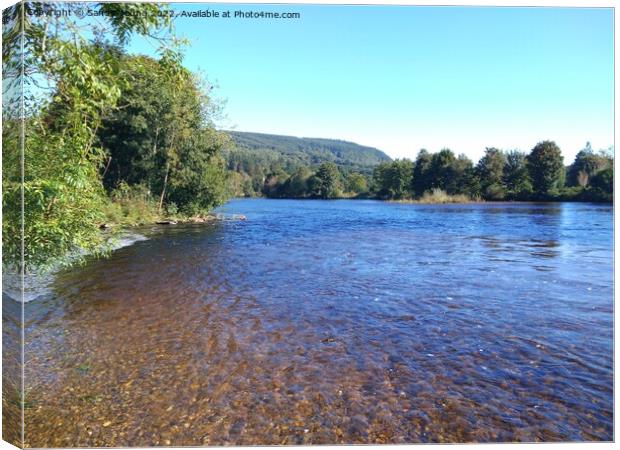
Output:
top-left (527, 141), bottom-right (565, 197)
top-left (476, 148), bottom-right (507, 200)
top-left (346, 172), bottom-right (368, 194)
top-left (312, 162), bottom-right (342, 199)
top-left (566, 142), bottom-right (612, 188)
top-left (372, 160), bottom-right (413, 199)
top-left (98, 55), bottom-right (229, 215)
top-left (280, 167), bottom-right (313, 198)
top-left (238, 140), bottom-right (612, 204)
top-left (444, 154), bottom-right (476, 196)
top-left (411, 150), bottom-right (433, 196)
top-left (2, 3), bottom-right (227, 269)
top-left (223, 131), bottom-right (389, 196)
top-left (589, 167), bottom-right (613, 201)
top-left (304, 143), bottom-right (611, 203)
top-left (503, 150), bottom-right (532, 199)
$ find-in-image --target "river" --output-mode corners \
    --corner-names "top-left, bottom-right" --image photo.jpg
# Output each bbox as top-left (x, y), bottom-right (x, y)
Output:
top-left (2, 199), bottom-right (613, 445)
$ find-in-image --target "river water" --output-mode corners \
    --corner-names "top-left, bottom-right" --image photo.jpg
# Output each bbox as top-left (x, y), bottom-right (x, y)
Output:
top-left (2, 199), bottom-right (613, 445)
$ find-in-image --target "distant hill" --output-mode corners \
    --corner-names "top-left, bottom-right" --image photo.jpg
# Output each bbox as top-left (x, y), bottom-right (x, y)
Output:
top-left (224, 131), bottom-right (391, 175)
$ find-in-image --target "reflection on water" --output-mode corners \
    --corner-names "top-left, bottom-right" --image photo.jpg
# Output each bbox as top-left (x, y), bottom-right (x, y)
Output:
top-left (3, 200), bottom-right (613, 446)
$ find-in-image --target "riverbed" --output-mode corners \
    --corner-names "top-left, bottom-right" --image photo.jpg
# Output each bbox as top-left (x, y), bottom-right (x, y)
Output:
top-left (3, 199), bottom-right (613, 445)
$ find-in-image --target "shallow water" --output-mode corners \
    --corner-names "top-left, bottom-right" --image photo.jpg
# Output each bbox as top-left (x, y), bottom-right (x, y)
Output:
top-left (3, 199), bottom-right (613, 446)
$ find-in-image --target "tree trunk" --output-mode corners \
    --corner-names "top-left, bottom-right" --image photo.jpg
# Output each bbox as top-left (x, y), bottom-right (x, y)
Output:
top-left (158, 129), bottom-right (174, 211)
top-left (102, 156), bottom-right (112, 178)
top-left (159, 163), bottom-right (169, 211)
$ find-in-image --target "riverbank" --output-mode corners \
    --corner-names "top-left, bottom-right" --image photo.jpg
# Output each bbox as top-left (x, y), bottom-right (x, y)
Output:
top-left (101, 211), bottom-right (247, 229)
top-left (241, 190), bottom-right (612, 204)
top-left (3, 213), bottom-right (247, 304)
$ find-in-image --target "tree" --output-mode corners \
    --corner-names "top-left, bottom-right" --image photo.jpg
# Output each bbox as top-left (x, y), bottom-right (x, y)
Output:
top-left (280, 167), bottom-right (312, 198)
top-left (445, 154), bottom-right (476, 196)
top-left (226, 171), bottom-right (247, 197)
top-left (306, 175), bottom-right (322, 198)
top-left (262, 168), bottom-right (289, 198)
top-left (372, 159), bottom-right (413, 199)
top-left (345, 172), bottom-right (368, 194)
top-left (2, 2), bottom-right (181, 269)
top-left (567, 143), bottom-right (612, 187)
top-left (412, 149), bottom-right (433, 196)
top-left (313, 162), bottom-right (342, 199)
top-left (427, 148), bottom-right (457, 192)
top-left (476, 148), bottom-right (507, 200)
top-left (165, 130), bottom-right (229, 215)
top-left (590, 167), bottom-right (613, 199)
top-left (503, 150), bottom-right (532, 199)
top-left (412, 149), bottom-right (475, 198)
top-left (527, 141), bottom-right (564, 197)
top-left (98, 55), bottom-right (229, 215)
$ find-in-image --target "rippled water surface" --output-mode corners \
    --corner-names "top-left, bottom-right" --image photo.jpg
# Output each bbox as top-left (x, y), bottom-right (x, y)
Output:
top-left (3, 199), bottom-right (614, 446)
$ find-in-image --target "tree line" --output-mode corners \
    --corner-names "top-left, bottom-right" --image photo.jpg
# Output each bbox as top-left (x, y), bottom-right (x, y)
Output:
top-left (372, 141), bottom-right (612, 202)
top-left (223, 131), bottom-right (389, 197)
top-left (227, 162), bottom-right (370, 199)
top-left (237, 141), bottom-right (612, 202)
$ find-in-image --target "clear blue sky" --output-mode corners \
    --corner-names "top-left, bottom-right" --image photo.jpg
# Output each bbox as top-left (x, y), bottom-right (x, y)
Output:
top-left (130, 4), bottom-right (614, 163)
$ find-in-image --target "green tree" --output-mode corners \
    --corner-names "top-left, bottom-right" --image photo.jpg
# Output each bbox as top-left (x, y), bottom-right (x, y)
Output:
top-left (98, 55), bottom-right (228, 215)
top-left (411, 149), bottom-right (475, 197)
top-left (313, 162), bottom-right (342, 199)
top-left (2, 2), bottom-right (180, 269)
top-left (589, 167), bottom-right (613, 199)
top-left (372, 159), bottom-right (413, 199)
top-left (280, 166), bottom-right (312, 198)
top-left (445, 154), bottom-right (476, 196)
top-left (527, 141), bottom-right (564, 198)
top-left (412, 149), bottom-right (433, 196)
top-left (503, 150), bottom-right (532, 199)
top-left (262, 168), bottom-right (290, 198)
top-left (476, 148), bottom-right (507, 200)
top-left (164, 130), bottom-right (229, 215)
top-left (226, 171), bottom-right (246, 197)
top-left (345, 172), bottom-right (369, 194)
top-left (306, 175), bottom-right (322, 198)
top-left (427, 149), bottom-right (457, 192)
top-left (567, 142), bottom-right (612, 187)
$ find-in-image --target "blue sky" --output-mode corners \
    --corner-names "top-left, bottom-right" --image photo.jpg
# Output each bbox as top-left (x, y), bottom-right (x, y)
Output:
top-left (130, 4), bottom-right (614, 163)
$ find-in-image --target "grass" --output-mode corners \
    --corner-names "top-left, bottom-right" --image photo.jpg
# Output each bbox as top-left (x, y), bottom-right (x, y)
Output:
top-left (101, 183), bottom-right (219, 227)
top-left (391, 189), bottom-right (479, 204)
top-left (101, 182), bottom-right (166, 226)
top-left (418, 189), bottom-right (477, 204)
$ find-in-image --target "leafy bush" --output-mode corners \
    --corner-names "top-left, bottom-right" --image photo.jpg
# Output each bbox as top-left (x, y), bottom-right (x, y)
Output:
top-left (165, 202), bottom-right (179, 218)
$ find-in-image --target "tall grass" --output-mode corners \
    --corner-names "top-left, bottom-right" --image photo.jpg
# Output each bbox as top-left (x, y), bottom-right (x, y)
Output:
top-left (101, 182), bottom-right (161, 226)
top-left (391, 189), bottom-right (478, 204)
top-left (418, 189), bottom-right (476, 204)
